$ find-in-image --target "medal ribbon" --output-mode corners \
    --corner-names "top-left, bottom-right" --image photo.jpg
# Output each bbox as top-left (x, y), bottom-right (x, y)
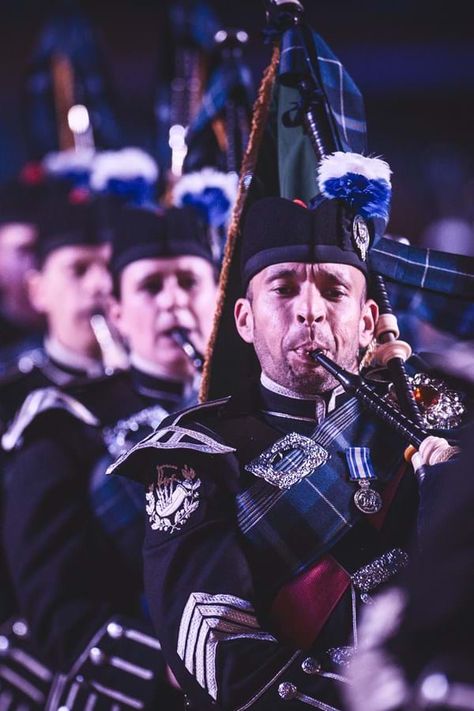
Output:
top-left (345, 446), bottom-right (377, 482)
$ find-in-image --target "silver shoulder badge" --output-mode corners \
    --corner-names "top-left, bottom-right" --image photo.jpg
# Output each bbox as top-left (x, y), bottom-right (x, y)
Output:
top-left (352, 214), bottom-right (370, 261)
top-left (2, 387), bottom-right (98, 451)
top-left (106, 421), bottom-right (235, 476)
top-left (146, 464), bottom-right (201, 533)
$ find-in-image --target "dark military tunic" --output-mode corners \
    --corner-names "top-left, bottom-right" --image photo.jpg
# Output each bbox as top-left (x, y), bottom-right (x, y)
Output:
top-left (111, 378), bottom-right (429, 711)
top-left (0, 348), bottom-right (104, 624)
top-left (0, 349), bottom-right (106, 708)
top-left (2, 366), bottom-right (189, 710)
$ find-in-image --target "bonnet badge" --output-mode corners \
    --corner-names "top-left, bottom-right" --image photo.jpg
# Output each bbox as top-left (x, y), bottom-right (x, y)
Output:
top-left (352, 215), bottom-right (370, 261)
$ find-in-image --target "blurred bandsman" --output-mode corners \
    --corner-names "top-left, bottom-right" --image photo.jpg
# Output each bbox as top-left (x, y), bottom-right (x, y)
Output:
top-left (0, 187), bottom-right (113, 707)
top-left (0, 191), bottom-right (112, 438)
top-left (1, 204), bottom-right (217, 709)
top-left (0, 176), bottom-right (46, 367)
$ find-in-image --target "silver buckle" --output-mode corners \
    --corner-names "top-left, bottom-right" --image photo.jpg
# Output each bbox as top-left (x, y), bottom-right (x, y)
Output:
top-left (245, 433), bottom-right (329, 489)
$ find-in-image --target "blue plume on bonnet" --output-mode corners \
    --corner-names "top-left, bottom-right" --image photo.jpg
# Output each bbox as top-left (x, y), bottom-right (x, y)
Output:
top-left (318, 152), bottom-right (392, 223)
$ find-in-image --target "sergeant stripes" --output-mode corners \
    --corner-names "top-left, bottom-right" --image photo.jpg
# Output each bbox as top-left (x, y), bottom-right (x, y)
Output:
top-left (177, 592), bottom-right (276, 700)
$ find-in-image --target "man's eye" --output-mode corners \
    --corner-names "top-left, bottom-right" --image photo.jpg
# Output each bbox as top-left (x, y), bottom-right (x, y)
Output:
top-left (141, 279), bottom-right (163, 295)
top-left (272, 284), bottom-right (295, 296)
top-left (72, 264), bottom-right (88, 278)
top-left (178, 275), bottom-right (199, 291)
top-left (325, 288), bottom-right (346, 299)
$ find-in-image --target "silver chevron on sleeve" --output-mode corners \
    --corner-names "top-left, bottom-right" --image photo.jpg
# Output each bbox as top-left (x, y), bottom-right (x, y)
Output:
top-left (177, 592), bottom-right (277, 701)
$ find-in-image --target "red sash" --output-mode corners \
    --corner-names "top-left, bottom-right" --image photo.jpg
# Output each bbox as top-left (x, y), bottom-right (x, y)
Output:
top-left (270, 463), bottom-right (408, 648)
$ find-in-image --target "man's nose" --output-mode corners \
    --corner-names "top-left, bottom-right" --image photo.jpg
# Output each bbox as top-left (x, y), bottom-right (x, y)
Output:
top-left (87, 264), bottom-right (112, 298)
top-left (156, 280), bottom-right (188, 310)
top-left (295, 285), bottom-right (325, 326)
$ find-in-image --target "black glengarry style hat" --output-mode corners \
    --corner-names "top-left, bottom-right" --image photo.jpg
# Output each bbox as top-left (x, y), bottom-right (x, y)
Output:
top-left (110, 205), bottom-right (214, 276)
top-left (241, 152), bottom-right (392, 289)
top-left (0, 179), bottom-right (47, 227)
top-left (37, 192), bottom-right (112, 265)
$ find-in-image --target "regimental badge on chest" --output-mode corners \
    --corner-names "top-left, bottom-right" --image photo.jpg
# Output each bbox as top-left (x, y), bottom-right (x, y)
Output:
top-left (245, 433), bottom-right (329, 489)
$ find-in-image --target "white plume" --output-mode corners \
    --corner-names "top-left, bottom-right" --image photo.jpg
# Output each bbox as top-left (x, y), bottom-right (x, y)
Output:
top-left (42, 148), bottom-right (95, 175)
top-left (318, 151), bottom-right (392, 188)
top-left (90, 147), bottom-right (159, 190)
top-left (172, 167), bottom-right (239, 207)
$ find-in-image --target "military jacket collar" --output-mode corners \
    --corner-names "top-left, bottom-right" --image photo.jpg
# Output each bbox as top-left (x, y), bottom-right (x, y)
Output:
top-left (258, 376), bottom-right (346, 435)
top-left (44, 338), bottom-right (104, 380)
top-left (129, 366), bottom-right (192, 411)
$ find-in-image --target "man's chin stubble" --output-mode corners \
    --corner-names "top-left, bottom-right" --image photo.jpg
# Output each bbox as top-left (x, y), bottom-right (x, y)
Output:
top-left (285, 368), bottom-right (339, 395)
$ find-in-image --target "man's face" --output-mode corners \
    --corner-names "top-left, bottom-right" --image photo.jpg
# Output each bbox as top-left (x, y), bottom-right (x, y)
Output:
top-left (0, 222), bottom-right (41, 325)
top-left (235, 262), bottom-right (378, 394)
top-left (28, 243), bottom-right (112, 358)
top-left (110, 255), bottom-right (217, 379)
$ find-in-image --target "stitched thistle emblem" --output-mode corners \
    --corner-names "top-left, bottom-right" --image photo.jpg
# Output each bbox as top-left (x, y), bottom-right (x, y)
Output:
top-left (146, 464), bottom-right (201, 533)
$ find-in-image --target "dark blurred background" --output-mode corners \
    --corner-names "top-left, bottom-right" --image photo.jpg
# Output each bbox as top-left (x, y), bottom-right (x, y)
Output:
top-left (1, 0), bottom-right (474, 248)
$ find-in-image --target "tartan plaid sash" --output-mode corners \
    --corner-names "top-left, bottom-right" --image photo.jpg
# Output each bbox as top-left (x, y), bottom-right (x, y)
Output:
top-left (235, 397), bottom-right (408, 597)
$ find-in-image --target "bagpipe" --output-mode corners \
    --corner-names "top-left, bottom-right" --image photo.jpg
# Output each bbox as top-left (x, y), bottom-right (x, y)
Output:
top-left (199, 0), bottom-right (473, 456)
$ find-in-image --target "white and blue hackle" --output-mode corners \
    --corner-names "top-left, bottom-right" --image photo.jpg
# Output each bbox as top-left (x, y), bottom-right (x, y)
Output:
top-left (42, 147), bottom-right (95, 186)
top-left (318, 152), bottom-right (392, 222)
top-left (172, 167), bottom-right (238, 229)
top-left (90, 147), bottom-right (158, 190)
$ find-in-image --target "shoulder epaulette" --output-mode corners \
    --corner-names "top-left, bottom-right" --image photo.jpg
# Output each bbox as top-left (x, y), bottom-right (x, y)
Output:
top-left (107, 397), bottom-right (235, 476)
top-left (159, 395), bottom-right (232, 428)
top-left (2, 387), bottom-right (99, 452)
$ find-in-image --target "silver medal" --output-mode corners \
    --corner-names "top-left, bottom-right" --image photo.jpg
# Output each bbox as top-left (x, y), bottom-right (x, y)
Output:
top-left (353, 480), bottom-right (382, 514)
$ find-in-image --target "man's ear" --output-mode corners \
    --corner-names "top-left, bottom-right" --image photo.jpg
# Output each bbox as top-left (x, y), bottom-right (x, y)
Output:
top-left (359, 298), bottom-right (378, 349)
top-left (107, 295), bottom-right (124, 338)
top-left (234, 298), bottom-right (254, 344)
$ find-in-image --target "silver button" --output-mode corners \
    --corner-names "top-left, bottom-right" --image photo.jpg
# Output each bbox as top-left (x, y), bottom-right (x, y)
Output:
top-left (0, 635), bottom-right (9, 653)
top-left (107, 621), bottom-right (124, 639)
top-left (301, 657), bottom-right (321, 675)
top-left (12, 620), bottom-right (28, 637)
top-left (278, 682), bottom-right (298, 700)
top-left (89, 647), bottom-right (106, 665)
top-left (419, 673), bottom-right (449, 703)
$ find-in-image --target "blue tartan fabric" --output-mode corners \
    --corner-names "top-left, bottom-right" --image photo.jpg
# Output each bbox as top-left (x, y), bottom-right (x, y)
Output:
top-left (236, 397), bottom-right (408, 596)
top-left (91, 460), bottom-right (145, 538)
top-left (278, 27), bottom-right (367, 154)
top-left (90, 454), bottom-right (147, 574)
top-left (387, 282), bottom-right (474, 341)
top-left (186, 62), bottom-right (254, 140)
top-left (371, 237), bottom-right (474, 299)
